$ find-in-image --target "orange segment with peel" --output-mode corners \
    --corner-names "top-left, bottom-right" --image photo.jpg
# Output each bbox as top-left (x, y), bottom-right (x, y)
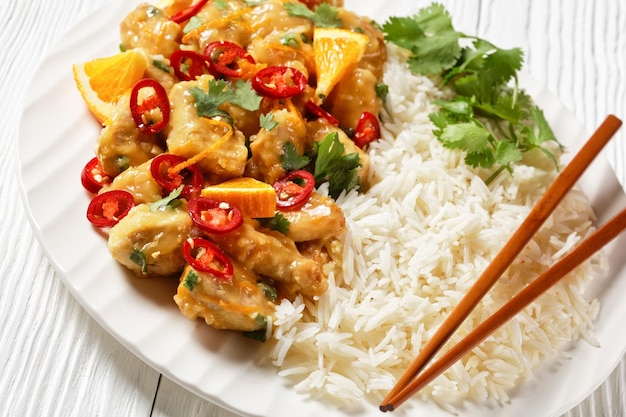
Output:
top-left (313, 27), bottom-right (368, 103)
top-left (72, 49), bottom-right (149, 124)
top-left (201, 177), bottom-right (277, 219)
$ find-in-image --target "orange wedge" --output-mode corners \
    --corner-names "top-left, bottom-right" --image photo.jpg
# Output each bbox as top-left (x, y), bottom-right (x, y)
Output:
top-left (313, 27), bottom-right (368, 102)
top-left (154, 0), bottom-right (193, 17)
top-left (72, 49), bottom-right (149, 124)
top-left (201, 177), bottom-right (277, 218)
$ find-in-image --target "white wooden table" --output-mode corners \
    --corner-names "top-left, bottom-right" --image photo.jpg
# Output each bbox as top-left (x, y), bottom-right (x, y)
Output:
top-left (2, 0), bottom-right (625, 416)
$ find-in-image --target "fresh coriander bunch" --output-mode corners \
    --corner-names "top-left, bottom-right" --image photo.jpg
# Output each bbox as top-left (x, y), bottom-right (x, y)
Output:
top-left (382, 3), bottom-right (562, 184)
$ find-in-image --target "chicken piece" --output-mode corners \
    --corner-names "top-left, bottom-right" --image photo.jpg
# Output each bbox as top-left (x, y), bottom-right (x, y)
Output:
top-left (145, 59), bottom-right (178, 92)
top-left (108, 202), bottom-right (194, 277)
top-left (282, 192), bottom-right (346, 242)
top-left (306, 119), bottom-right (370, 188)
top-left (166, 76), bottom-right (248, 182)
top-left (250, 108), bottom-right (308, 185)
top-left (181, 0), bottom-right (250, 53)
top-left (174, 263), bottom-right (276, 332)
top-left (105, 159), bottom-right (163, 204)
top-left (245, 0), bottom-right (313, 41)
top-left (326, 68), bottom-right (382, 130)
top-left (120, 3), bottom-right (182, 58)
top-left (96, 94), bottom-right (164, 177)
top-left (208, 219), bottom-right (327, 297)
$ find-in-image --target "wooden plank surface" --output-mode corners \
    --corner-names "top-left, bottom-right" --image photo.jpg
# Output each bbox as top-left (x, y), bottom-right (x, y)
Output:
top-left (1, 0), bottom-right (624, 416)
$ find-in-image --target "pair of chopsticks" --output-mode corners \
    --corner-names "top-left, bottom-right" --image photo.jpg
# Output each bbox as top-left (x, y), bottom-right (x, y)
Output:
top-left (380, 115), bottom-right (624, 412)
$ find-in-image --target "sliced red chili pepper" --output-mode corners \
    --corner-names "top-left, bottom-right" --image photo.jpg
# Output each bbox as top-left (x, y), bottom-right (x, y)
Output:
top-left (169, 0), bottom-right (210, 24)
top-left (130, 78), bottom-right (170, 135)
top-left (188, 196), bottom-right (243, 234)
top-left (353, 111), bottom-right (381, 149)
top-left (150, 154), bottom-right (203, 198)
top-left (86, 190), bottom-right (135, 227)
top-left (273, 170), bottom-right (315, 211)
top-left (182, 237), bottom-right (233, 280)
top-left (81, 157), bottom-right (111, 194)
top-left (251, 66), bottom-right (307, 99)
top-left (204, 41), bottom-right (256, 78)
top-left (305, 100), bottom-right (339, 126)
top-left (170, 49), bottom-right (210, 81)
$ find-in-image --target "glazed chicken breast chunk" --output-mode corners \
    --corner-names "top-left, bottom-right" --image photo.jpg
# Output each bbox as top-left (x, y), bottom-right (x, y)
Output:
top-left (174, 263), bottom-right (276, 332)
top-left (108, 202), bottom-right (194, 277)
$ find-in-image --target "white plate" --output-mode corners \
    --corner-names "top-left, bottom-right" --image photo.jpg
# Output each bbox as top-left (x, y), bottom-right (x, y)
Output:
top-left (17, 1), bottom-right (626, 416)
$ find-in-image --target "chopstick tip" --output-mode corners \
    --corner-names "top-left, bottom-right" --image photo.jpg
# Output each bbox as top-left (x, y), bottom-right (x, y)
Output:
top-left (378, 403), bottom-right (394, 412)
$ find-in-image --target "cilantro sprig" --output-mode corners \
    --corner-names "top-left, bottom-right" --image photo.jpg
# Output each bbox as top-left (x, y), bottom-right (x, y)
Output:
top-left (190, 79), bottom-right (262, 123)
top-left (279, 133), bottom-right (361, 199)
top-left (284, 2), bottom-right (342, 28)
top-left (382, 4), bottom-right (562, 183)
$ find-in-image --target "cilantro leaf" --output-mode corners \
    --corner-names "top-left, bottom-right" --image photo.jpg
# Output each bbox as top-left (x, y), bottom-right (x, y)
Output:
top-left (183, 16), bottom-right (203, 34)
top-left (384, 4), bottom-right (561, 183)
top-left (183, 270), bottom-right (199, 291)
top-left (130, 250), bottom-right (148, 275)
top-left (284, 2), bottom-right (342, 28)
top-left (190, 79), bottom-right (262, 121)
top-left (242, 314), bottom-right (268, 342)
top-left (150, 185), bottom-right (183, 211)
top-left (257, 212), bottom-right (290, 234)
top-left (280, 142), bottom-right (310, 171)
top-left (313, 132), bottom-right (361, 199)
top-left (260, 113), bottom-right (279, 131)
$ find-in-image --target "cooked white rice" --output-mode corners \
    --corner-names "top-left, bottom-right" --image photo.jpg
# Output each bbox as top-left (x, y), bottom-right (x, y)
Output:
top-left (267, 46), bottom-right (607, 411)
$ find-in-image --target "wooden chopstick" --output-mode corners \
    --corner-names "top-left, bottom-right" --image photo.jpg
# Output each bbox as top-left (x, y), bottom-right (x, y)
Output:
top-left (383, 205), bottom-right (626, 411)
top-left (380, 114), bottom-right (622, 412)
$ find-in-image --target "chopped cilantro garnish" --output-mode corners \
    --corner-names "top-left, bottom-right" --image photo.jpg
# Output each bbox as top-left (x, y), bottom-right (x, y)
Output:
top-left (119, 43), bottom-right (127, 52)
top-left (280, 142), bottom-right (310, 171)
top-left (153, 59), bottom-right (172, 74)
top-left (260, 113), bottom-right (278, 131)
top-left (130, 249), bottom-right (148, 275)
top-left (242, 314), bottom-right (268, 342)
top-left (258, 281), bottom-right (278, 302)
top-left (284, 2), bottom-right (342, 28)
top-left (314, 132), bottom-right (361, 199)
top-left (190, 79), bottom-right (262, 121)
top-left (116, 155), bottom-right (130, 172)
top-left (383, 4), bottom-right (561, 183)
top-left (214, 0), bottom-right (228, 10)
top-left (150, 185), bottom-right (183, 211)
top-left (280, 33), bottom-right (301, 48)
top-left (183, 16), bottom-right (203, 34)
top-left (183, 270), bottom-right (199, 291)
top-left (257, 212), bottom-right (290, 234)
top-left (375, 83), bottom-right (389, 101)
top-left (146, 5), bottom-right (161, 17)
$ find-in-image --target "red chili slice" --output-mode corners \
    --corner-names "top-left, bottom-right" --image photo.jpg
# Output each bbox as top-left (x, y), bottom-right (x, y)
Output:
top-left (86, 190), bottom-right (135, 227)
top-left (81, 157), bottom-right (111, 194)
top-left (187, 196), bottom-right (243, 234)
top-left (169, 0), bottom-right (210, 24)
top-left (204, 41), bottom-right (256, 78)
top-left (130, 78), bottom-right (170, 135)
top-left (252, 66), bottom-right (307, 99)
top-left (305, 100), bottom-right (339, 126)
top-left (150, 154), bottom-right (203, 198)
top-left (273, 170), bottom-right (315, 210)
top-left (182, 237), bottom-right (233, 280)
top-left (354, 111), bottom-right (381, 148)
top-left (170, 49), bottom-right (209, 81)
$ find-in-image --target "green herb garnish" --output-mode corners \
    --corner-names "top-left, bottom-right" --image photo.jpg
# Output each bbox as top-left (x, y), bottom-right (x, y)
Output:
top-left (190, 79), bottom-right (263, 121)
top-left (314, 132), bottom-right (361, 199)
top-left (153, 59), bottom-right (172, 74)
top-left (150, 185), bottom-right (183, 211)
top-left (242, 314), bottom-right (268, 342)
top-left (258, 281), bottom-right (278, 302)
top-left (130, 249), bottom-right (148, 275)
top-left (260, 113), bottom-right (279, 131)
top-left (382, 4), bottom-right (561, 184)
top-left (280, 142), bottom-right (310, 171)
top-left (284, 2), bottom-right (342, 28)
top-left (257, 212), bottom-right (290, 234)
top-left (183, 270), bottom-right (199, 291)
top-left (183, 16), bottom-right (203, 34)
